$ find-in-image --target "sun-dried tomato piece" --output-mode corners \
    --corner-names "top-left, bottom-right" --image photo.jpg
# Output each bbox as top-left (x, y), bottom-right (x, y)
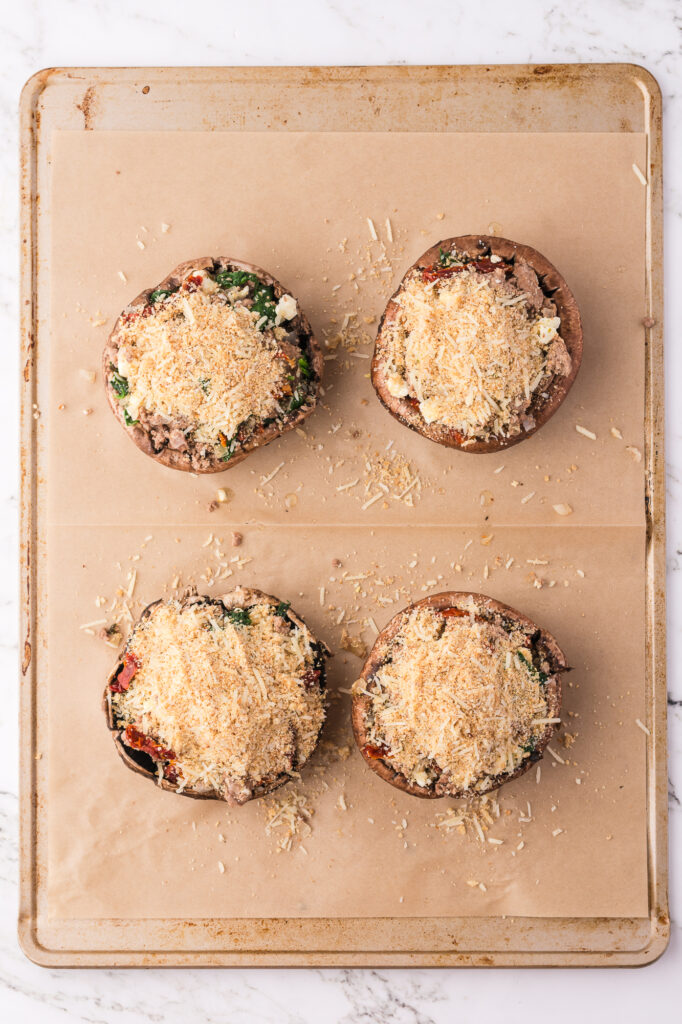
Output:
top-left (422, 257), bottom-right (510, 283)
top-left (110, 653), bottom-right (140, 693)
top-left (441, 607), bottom-right (485, 625)
top-left (123, 725), bottom-right (176, 764)
top-left (421, 264), bottom-right (467, 283)
top-left (471, 257), bottom-right (509, 274)
top-left (163, 763), bottom-right (181, 784)
top-left (183, 275), bottom-right (203, 291)
top-left (363, 742), bottom-right (390, 759)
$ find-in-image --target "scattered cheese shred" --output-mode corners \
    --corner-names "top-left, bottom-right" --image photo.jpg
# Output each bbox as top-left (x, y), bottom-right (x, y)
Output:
top-left (261, 462), bottom-right (285, 485)
top-left (632, 162), bottom-right (648, 186)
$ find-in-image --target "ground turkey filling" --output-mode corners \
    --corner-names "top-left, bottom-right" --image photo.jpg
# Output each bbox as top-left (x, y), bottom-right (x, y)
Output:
top-left (383, 251), bottom-right (572, 441)
top-left (110, 598), bottom-right (326, 804)
top-left (109, 266), bottom-right (312, 468)
top-left (355, 604), bottom-right (553, 794)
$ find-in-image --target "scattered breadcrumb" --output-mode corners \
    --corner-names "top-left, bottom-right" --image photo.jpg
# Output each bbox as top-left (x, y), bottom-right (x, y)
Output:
top-left (626, 445), bottom-right (642, 462)
top-left (635, 718), bottom-right (650, 736)
top-left (553, 503), bottom-right (573, 516)
top-left (610, 426), bottom-right (623, 440)
top-left (264, 791), bottom-right (313, 852)
top-left (340, 630), bottom-right (368, 659)
top-left (433, 794), bottom-right (500, 843)
top-left (575, 424), bottom-right (597, 440)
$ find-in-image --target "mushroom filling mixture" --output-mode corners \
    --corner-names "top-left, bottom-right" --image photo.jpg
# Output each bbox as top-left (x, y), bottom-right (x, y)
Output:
top-left (383, 246), bottom-right (572, 441)
top-left (354, 603), bottom-right (555, 794)
top-left (109, 597), bottom-right (326, 803)
top-left (108, 265), bottom-right (315, 467)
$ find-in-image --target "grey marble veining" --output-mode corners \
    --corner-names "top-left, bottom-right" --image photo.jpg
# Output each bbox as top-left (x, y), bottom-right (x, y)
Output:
top-left (0, 0), bottom-right (680, 1019)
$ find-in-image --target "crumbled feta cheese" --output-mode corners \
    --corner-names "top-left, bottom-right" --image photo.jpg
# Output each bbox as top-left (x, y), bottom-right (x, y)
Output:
top-left (275, 293), bottom-right (298, 325)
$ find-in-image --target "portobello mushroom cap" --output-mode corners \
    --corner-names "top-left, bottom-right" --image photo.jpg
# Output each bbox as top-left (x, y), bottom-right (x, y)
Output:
top-left (372, 235), bottom-right (583, 453)
top-left (351, 591), bottom-right (566, 799)
top-left (103, 257), bottom-right (323, 472)
top-left (104, 586), bottom-right (329, 803)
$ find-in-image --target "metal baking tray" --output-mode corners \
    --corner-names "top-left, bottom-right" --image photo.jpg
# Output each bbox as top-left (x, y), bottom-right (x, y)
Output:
top-left (19, 64), bottom-right (667, 966)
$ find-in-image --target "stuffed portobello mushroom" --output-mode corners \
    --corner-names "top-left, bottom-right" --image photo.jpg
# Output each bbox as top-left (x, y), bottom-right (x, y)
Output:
top-left (103, 258), bottom-right (322, 472)
top-left (352, 592), bottom-right (566, 799)
top-left (372, 235), bottom-right (582, 453)
top-left (104, 587), bottom-right (328, 804)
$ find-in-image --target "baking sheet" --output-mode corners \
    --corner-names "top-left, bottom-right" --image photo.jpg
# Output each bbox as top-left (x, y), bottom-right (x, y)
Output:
top-left (44, 128), bottom-right (649, 923)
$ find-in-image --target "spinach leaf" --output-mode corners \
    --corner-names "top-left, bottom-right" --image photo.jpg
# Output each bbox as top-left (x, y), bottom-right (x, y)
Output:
top-left (298, 355), bottom-right (312, 380)
top-left (149, 286), bottom-right (178, 304)
top-left (224, 607), bottom-right (252, 627)
top-left (518, 648), bottom-right (548, 685)
top-left (288, 388), bottom-right (306, 412)
top-left (274, 600), bottom-right (291, 618)
top-left (251, 284), bottom-right (277, 328)
top-left (110, 371), bottom-right (129, 398)
top-left (214, 269), bottom-right (259, 291)
top-left (214, 269), bottom-right (277, 330)
top-left (123, 409), bottom-right (138, 426)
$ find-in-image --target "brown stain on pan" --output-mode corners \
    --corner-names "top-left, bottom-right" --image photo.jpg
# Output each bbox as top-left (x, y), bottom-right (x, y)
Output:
top-left (372, 234), bottom-right (583, 454)
top-left (351, 591), bottom-right (566, 799)
top-left (76, 85), bottom-right (97, 130)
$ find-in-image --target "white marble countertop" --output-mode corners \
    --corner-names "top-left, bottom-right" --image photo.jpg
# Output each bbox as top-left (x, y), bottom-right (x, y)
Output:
top-left (1, 0), bottom-right (680, 1019)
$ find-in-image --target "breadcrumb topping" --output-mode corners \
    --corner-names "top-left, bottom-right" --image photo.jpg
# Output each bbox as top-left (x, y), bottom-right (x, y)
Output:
top-left (116, 288), bottom-right (291, 446)
top-left (355, 603), bottom-right (553, 793)
top-left (111, 596), bottom-right (325, 801)
top-left (383, 261), bottom-right (570, 440)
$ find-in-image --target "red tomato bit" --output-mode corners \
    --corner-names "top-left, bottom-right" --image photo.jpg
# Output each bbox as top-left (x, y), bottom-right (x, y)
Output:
top-left (123, 725), bottom-right (176, 764)
top-left (110, 653), bottom-right (140, 693)
top-left (363, 743), bottom-right (390, 759)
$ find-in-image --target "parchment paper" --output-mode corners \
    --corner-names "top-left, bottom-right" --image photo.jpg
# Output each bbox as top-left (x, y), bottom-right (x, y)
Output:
top-left (46, 130), bottom-right (649, 921)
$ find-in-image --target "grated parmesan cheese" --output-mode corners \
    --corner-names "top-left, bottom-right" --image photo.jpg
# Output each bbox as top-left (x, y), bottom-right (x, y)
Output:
top-left (111, 595), bottom-right (326, 801)
top-left (114, 282), bottom-right (305, 450)
top-left (382, 264), bottom-right (569, 441)
top-left (356, 604), bottom-right (554, 793)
